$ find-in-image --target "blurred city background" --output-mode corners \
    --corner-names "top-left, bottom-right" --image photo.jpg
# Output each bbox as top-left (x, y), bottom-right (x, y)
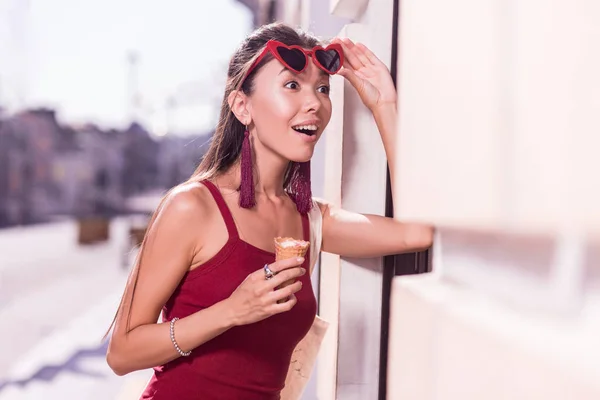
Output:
top-left (0, 0), bottom-right (255, 398)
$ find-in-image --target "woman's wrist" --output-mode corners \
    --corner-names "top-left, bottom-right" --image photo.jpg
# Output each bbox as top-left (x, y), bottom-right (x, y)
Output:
top-left (371, 102), bottom-right (397, 120)
top-left (216, 298), bottom-right (239, 329)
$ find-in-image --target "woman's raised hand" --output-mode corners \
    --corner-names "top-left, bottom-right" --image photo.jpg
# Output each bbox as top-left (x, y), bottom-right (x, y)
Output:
top-left (332, 37), bottom-right (397, 112)
top-left (225, 257), bottom-right (306, 326)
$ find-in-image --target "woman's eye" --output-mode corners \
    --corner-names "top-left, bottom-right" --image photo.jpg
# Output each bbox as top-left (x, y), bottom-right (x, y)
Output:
top-left (318, 85), bottom-right (331, 95)
top-left (284, 81), bottom-right (299, 89)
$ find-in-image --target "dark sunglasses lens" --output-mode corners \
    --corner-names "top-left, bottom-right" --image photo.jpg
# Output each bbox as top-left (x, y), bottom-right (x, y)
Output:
top-left (315, 49), bottom-right (341, 73)
top-left (276, 47), bottom-right (306, 72)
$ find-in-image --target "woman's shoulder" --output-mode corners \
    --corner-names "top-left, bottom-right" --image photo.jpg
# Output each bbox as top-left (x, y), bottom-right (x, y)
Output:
top-left (157, 181), bottom-right (217, 224)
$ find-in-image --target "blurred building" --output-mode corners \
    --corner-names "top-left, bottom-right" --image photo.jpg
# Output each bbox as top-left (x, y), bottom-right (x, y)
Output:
top-left (237, 1), bottom-right (600, 400)
top-left (0, 114), bottom-right (28, 226)
top-left (0, 108), bottom-right (63, 225)
top-left (51, 124), bottom-right (88, 217)
top-left (0, 107), bottom-right (209, 227)
top-left (120, 122), bottom-right (160, 197)
top-left (156, 133), bottom-right (213, 188)
top-left (70, 123), bottom-right (127, 217)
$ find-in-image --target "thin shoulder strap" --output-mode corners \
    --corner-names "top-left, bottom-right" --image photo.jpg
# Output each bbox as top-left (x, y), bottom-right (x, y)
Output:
top-left (307, 199), bottom-right (323, 275)
top-left (302, 211), bottom-right (310, 243)
top-left (200, 180), bottom-right (239, 239)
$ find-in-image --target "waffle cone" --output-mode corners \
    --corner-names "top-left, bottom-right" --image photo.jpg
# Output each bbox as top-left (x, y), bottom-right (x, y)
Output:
top-left (274, 237), bottom-right (309, 304)
top-left (274, 237), bottom-right (310, 261)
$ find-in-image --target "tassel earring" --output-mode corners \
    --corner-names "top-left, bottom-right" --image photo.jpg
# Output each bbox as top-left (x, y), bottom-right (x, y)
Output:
top-left (239, 126), bottom-right (256, 209)
top-left (289, 161), bottom-right (312, 214)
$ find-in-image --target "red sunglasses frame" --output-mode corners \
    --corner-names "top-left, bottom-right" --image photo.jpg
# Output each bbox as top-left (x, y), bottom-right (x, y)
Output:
top-left (244, 40), bottom-right (344, 81)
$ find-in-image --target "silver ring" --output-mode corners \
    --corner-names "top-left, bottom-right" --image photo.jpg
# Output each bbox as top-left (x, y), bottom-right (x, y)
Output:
top-left (263, 264), bottom-right (275, 280)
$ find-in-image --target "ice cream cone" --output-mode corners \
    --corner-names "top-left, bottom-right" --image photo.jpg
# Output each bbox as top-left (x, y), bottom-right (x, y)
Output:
top-left (274, 237), bottom-right (310, 261)
top-left (274, 237), bottom-right (309, 303)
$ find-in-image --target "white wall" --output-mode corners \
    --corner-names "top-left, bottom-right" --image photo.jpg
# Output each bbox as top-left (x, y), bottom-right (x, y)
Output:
top-left (388, 0), bottom-right (600, 398)
top-left (388, 229), bottom-right (600, 399)
top-left (395, 0), bottom-right (600, 236)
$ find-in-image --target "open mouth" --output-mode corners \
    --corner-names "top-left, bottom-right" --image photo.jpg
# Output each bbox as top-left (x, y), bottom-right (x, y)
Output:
top-left (292, 124), bottom-right (318, 136)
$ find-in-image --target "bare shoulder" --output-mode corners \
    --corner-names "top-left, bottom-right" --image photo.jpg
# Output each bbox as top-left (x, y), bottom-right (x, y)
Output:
top-left (162, 181), bottom-right (211, 211)
top-left (152, 181), bottom-right (217, 231)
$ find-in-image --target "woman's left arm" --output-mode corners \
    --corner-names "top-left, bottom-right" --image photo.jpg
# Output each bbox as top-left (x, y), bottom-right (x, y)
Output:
top-left (318, 38), bottom-right (434, 258)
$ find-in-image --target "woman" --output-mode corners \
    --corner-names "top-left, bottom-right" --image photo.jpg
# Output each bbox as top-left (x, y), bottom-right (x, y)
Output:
top-left (106, 23), bottom-right (433, 399)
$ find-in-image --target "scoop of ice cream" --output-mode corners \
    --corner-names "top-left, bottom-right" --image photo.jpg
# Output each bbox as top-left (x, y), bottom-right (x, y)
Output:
top-left (275, 237), bottom-right (309, 249)
top-left (274, 237), bottom-right (309, 261)
top-left (279, 239), bottom-right (302, 248)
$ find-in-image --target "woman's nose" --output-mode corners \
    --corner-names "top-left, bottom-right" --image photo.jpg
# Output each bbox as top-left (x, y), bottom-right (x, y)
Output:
top-left (302, 91), bottom-right (321, 113)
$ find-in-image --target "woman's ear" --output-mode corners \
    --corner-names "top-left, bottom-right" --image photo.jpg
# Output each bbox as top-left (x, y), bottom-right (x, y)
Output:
top-left (228, 90), bottom-right (251, 126)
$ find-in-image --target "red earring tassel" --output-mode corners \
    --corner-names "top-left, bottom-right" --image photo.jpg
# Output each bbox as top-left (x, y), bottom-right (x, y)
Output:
top-left (239, 128), bottom-right (256, 208)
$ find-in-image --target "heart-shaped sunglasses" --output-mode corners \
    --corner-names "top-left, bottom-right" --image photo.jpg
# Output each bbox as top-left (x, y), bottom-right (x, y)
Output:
top-left (243, 40), bottom-right (344, 81)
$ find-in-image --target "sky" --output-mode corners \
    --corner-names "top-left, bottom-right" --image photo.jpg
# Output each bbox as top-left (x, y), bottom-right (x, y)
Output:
top-left (0, 0), bottom-right (253, 135)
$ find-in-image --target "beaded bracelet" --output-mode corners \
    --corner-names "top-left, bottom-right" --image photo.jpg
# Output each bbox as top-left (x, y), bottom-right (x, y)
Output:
top-left (170, 317), bottom-right (191, 357)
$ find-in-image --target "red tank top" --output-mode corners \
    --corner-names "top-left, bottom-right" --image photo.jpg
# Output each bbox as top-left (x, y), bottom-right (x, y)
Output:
top-left (140, 180), bottom-right (317, 400)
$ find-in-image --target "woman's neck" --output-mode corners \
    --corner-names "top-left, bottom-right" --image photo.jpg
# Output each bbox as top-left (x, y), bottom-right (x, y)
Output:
top-left (219, 157), bottom-right (290, 199)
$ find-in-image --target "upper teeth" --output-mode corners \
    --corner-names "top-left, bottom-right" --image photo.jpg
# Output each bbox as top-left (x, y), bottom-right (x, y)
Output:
top-left (293, 125), bottom-right (318, 131)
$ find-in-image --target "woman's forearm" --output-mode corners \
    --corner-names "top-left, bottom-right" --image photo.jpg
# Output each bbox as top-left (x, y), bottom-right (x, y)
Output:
top-left (372, 103), bottom-right (435, 248)
top-left (372, 103), bottom-right (399, 211)
top-left (107, 298), bottom-right (235, 376)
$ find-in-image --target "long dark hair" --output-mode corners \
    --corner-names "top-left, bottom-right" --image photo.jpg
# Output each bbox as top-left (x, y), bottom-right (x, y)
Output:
top-left (105, 23), bottom-right (322, 338)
